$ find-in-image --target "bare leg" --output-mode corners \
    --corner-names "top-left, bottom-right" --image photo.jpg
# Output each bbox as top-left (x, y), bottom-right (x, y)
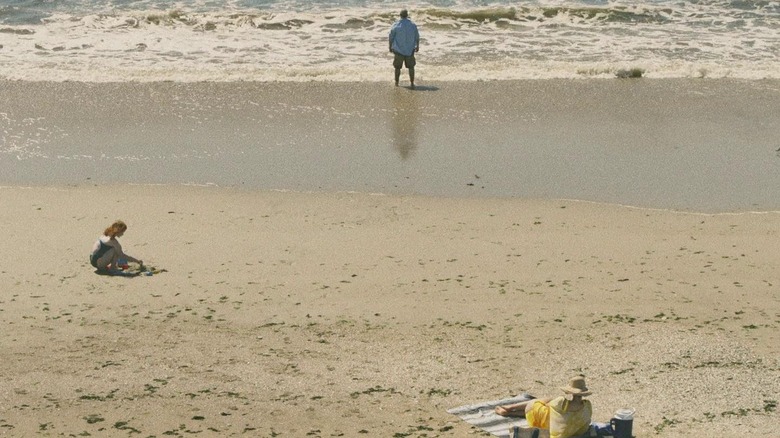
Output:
top-left (409, 67), bottom-right (415, 89)
top-left (496, 400), bottom-right (532, 417)
top-left (96, 248), bottom-right (116, 270)
top-left (495, 398), bottom-right (552, 417)
top-left (394, 68), bottom-right (401, 86)
top-left (109, 250), bottom-right (122, 269)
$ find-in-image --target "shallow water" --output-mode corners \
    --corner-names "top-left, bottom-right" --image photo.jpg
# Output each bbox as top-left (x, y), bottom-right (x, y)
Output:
top-left (1, 0), bottom-right (779, 81)
top-left (2, 79), bottom-right (780, 212)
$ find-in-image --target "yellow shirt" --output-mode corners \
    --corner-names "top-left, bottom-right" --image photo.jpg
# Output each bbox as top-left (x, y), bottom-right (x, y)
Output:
top-left (547, 396), bottom-right (592, 438)
top-left (525, 400), bottom-right (551, 429)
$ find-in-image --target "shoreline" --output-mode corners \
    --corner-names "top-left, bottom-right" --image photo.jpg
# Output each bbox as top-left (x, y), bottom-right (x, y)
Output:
top-left (3, 79), bottom-right (780, 213)
top-left (8, 182), bottom-right (780, 216)
top-left (0, 184), bottom-right (778, 436)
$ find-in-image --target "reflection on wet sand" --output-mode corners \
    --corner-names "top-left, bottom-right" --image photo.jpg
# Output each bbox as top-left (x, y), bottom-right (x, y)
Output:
top-left (390, 89), bottom-right (422, 159)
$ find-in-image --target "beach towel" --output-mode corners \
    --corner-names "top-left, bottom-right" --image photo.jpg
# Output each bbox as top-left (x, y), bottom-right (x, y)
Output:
top-left (449, 395), bottom-right (612, 438)
top-left (447, 393), bottom-right (540, 438)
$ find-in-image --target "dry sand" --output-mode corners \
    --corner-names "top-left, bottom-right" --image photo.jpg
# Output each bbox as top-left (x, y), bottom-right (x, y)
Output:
top-left (0, 185), bottom-right (778, 437)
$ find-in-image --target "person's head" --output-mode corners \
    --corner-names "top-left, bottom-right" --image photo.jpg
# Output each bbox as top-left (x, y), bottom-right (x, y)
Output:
top-left (561, 376), bottom-right (592, 399)
top-left (104, 220), bottom-right (128, 237)
top-left (400, 9), bottom-right (408, 18)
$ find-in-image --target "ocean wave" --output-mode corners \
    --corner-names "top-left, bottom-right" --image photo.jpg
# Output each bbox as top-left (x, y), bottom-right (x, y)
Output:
top-left (1, 2), bottom-right (779, 82)
top-left (4, 1), bottom-right (778, 33)
top-left (420, 6), bottom-right (673, 24)
top-left (0, 26), bottom-right (35, 35)
top-left (0, 1), bottom-right (763, 29)
top-left (5, 6), bottom-right (676, 30)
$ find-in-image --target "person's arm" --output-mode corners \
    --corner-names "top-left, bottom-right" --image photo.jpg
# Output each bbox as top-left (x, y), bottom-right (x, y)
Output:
top-left (414, 26), bottom-right (420, 52)
top-left (389, 27), bottom-right (395, 52)
top-left (125, 254), bottom-right (143, 265)
top-left (113, 240), bottom-right (143, 265)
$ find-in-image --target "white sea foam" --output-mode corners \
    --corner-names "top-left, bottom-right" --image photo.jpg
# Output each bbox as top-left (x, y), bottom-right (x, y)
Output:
top-left (1, 1), bottom-right (779, 82)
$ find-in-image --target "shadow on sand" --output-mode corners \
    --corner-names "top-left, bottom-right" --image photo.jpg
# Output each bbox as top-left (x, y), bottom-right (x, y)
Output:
top-left (405, 85), bottom-right (439, 91)
top-left (94, 269), bottom-right (139, 277)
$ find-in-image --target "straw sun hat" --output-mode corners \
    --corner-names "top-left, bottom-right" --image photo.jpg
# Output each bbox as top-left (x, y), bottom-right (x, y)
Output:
top-left (561, 376), bottom-right (592, 396)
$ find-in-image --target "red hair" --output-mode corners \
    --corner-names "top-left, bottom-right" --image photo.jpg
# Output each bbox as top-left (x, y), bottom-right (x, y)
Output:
top-left (103, 220), bottom-right (127, 237)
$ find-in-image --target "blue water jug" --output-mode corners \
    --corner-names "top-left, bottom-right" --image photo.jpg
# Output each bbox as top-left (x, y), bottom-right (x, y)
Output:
top-left (610, 408), bottom-right (635, 438)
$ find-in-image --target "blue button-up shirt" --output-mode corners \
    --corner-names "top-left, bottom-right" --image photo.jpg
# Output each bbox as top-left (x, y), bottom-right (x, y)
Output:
top-left (389, 18), bottom-right (419, 57)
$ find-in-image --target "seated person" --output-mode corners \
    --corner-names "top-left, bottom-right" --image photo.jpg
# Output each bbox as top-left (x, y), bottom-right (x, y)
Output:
top-left (90, 220), bottom-right (143, 272)
top-left (496, 376), bottom-right (593, 438)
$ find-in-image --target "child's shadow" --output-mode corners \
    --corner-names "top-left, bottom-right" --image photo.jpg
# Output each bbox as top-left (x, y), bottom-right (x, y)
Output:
top-left (94, 269), bottom-right (139, 277)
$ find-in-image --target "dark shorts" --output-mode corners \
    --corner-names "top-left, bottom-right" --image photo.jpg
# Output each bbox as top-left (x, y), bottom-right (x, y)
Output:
top-left (393, 52), bottom-right (416, 69)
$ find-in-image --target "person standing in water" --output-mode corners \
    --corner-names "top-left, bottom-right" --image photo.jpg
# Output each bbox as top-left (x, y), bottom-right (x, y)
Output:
top-left (389, 9), bottom-right (420, 89)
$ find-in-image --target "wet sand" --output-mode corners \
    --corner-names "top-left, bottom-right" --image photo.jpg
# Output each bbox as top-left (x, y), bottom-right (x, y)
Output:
top-left (2, 79), bottom-right (780, 212)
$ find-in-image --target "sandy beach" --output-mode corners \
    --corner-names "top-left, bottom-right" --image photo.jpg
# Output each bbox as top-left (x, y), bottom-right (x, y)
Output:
top-left (3, 0), bottom-right (780, 434)
top-left (0, 184), bottom-right (778, 436)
